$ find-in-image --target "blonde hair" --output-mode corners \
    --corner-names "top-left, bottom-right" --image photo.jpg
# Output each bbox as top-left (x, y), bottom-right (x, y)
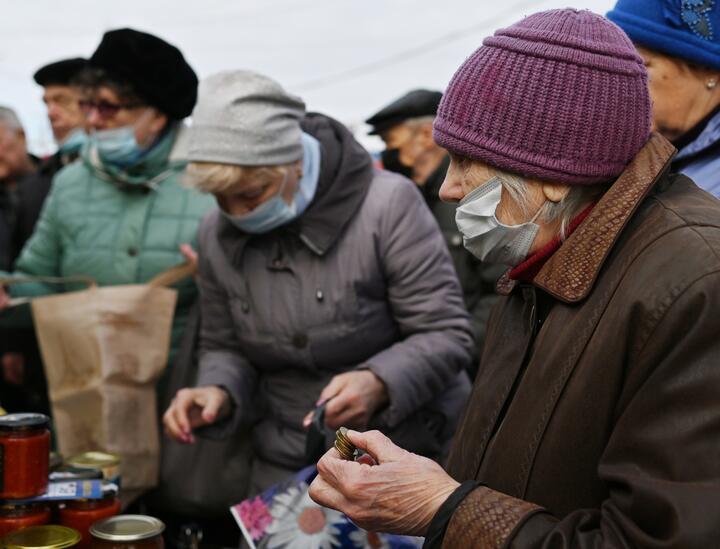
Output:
top-left (185, 161), bottom-right (294, 194)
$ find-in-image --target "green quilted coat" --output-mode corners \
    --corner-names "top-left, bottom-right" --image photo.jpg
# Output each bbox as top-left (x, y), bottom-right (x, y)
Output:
top-left (3, 127), bottom-right (215, 367)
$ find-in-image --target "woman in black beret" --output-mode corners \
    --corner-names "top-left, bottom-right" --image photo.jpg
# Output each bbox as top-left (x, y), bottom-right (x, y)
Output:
top-left (0, 28), bottom-right (215, 489)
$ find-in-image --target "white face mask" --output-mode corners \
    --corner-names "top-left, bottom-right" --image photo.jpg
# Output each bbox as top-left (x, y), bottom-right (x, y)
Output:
top-left (455, 176), bottom-right (542, 267)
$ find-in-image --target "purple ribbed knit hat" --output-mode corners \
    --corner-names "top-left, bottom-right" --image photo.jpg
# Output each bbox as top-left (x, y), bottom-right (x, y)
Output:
top-left (434, 9), bottom-right (652, 185)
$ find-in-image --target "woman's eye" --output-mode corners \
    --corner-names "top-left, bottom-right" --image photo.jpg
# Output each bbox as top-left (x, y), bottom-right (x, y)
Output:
top-left (239, 187), bottom-right (267, 200)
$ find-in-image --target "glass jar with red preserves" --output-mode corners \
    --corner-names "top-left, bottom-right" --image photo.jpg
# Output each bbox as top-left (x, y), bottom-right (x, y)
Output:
top-left (90, 515), bottom-right (164, 549)
top-left (0, 503), bottom-right (52, 537)
top-left (0, 414), bottom-right (51, 499)
top-left (59, 494), bottom-right (122, 549)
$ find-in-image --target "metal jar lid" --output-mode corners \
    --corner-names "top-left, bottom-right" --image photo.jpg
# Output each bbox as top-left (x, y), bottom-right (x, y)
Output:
top-left (90, 515), bottom-right (165, 542)
top-left (66, 451), bottom-right (120, 468)
top-left (3, 525), bottom-right (81, 549)
top-left (0, 413), bottom-right (50, 432)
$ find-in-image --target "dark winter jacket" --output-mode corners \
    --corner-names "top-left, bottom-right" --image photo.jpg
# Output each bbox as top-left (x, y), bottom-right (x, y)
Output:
top-left (196, 114), bottom-right (474, 489)
top-left (433, 134), bottom-right (720, 548)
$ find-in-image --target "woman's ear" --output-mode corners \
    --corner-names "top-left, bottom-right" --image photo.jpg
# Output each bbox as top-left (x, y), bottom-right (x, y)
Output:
top-left (149, 109), bottom-right (169, 134)
top-left (542, 182), bottom-right (571, 203)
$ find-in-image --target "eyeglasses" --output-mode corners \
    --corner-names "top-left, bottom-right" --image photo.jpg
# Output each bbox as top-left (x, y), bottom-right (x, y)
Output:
top-left (78, 99), bottom-right (144, 120)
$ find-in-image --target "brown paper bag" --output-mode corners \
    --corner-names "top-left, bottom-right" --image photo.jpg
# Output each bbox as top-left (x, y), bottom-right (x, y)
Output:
top-left (1, 263), bottom-right (194, 491)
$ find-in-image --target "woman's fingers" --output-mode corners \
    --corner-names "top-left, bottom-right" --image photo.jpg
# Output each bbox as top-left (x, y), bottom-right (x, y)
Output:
top-left (324, 394), bottom-right (355, 429)
top-left (163, 401), bottom-right (189, 443)
top-left (179, 243), bottom-right (198, 264)
top-left (309, 473), bottom-right (349, 512)
top-left (200, 388), bottom-right (225, 423)
top-left (317, 374), bottom-right (345, 406)
top-left (346, 429), bottom-right (405, 464)
top-left (173, 389), bottom-right (196, 435)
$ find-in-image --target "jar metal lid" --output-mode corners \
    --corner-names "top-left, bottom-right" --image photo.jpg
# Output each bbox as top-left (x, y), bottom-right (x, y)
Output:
top-left (3, 525), bottom-right (81, 549)
top-left (66, 451), bottom-right (120, 468)
top-left (90, 515), bottom-right (165, 542)
top-left (0, 413), bottom-right (50, 432)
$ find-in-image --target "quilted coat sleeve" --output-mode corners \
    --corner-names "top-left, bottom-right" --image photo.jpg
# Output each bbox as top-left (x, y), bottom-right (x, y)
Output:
top-left (195, 217), bottom-right (259, 436)
top-left (363, 178), bottom-right (474, 428)
top-left (438, 270), bottom-right (720, 549)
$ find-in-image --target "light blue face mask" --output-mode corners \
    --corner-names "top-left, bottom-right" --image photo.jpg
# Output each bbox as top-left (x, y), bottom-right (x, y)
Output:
top-left (90, 111), bottom-right (156, 167)
top-left (90, 126), bottom-right (145, 166)
top-left (222, 174), bottom-right (298, 234)
top-left (221, 132), bottom-right (322, 235)
top-left (58, 128), bottom-right (88, 155)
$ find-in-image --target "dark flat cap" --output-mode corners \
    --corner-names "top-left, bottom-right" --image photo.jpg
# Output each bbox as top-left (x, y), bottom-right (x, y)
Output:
top-left (89, 28), bottom-right (198, 120)
top-left (33, 58), bottom-right (88, 86)
top-left (366, 89), bottom-right (443, 135)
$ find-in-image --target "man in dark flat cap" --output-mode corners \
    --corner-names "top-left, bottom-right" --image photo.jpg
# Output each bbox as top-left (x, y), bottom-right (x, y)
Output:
top-left (0, 59), bottom-right (90, 414)
top-left (34, 57), bottom-right (88, 179)
top-left (367, 90), bottom-right (502, 374)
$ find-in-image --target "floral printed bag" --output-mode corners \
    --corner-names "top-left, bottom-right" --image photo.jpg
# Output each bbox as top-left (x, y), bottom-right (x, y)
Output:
top-left (231, 465), bottom-right (424, 549)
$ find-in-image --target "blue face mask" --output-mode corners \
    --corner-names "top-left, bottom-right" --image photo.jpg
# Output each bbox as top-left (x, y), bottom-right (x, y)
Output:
top-left (58, 128), bottom-right (88, 155)
top-left (222, 174), bottom-right (298, 234)
top-left (90, 110), bottom-right (157, 167)
top-left (221, 133), bottom-right (322, 235)
top-left (90, 126), bottom-right (145, 166)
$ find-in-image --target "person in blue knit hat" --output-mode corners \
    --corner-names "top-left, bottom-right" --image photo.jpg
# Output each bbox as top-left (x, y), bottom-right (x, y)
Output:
top-left (608, 0), bottom-right (720, 197)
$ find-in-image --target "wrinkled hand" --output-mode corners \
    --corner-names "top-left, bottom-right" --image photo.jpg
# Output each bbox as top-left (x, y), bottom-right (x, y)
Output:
top-left (0, 286), bottom-right (9, 311)
top-left (2, 353), bottom-right (25, 385)
top-left (309, 429), bottom-right (459, 536)
top-left (303, 370), bottom-right (388, 430)
top-left (163, 386), bottom-right (231, 444)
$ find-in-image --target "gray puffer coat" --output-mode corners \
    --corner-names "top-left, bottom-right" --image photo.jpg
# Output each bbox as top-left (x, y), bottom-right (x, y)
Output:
top-left (195, 114), bottom-right (473, 489)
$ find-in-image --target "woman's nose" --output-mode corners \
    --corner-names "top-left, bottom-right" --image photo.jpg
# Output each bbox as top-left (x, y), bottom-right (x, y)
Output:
top-left (439, 176), bottom-right (465, 203)
top-left (85, 109), bottom-right (105, 130)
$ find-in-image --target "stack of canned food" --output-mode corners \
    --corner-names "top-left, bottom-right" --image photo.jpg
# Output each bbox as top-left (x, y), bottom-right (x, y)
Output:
top-left (0, 414), bottom-right (164, 549)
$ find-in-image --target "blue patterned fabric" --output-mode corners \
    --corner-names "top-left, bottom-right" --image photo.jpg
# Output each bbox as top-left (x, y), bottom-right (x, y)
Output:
top-left (675, 108), bottom-right (720, 197)
top-left (608, 0), bottom-right (720, 69)
top-left (231, 465), bottom-right (424, 549)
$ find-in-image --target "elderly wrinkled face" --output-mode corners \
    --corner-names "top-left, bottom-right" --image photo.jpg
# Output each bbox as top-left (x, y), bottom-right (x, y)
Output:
top-left (81, 86), bottom-right (167, 146)
top-left (440, 155), bottom-right (549, 226)
top-left (42, 85), bottom-right (85, 143)
top-left (214, 161), bottom-right (302, 216)
top-left (638, 46), bottom-right (720, 141)
top-left (440, 155), bottom-right (573, 226)
top-left (0, 123), bottom-right (30, 182)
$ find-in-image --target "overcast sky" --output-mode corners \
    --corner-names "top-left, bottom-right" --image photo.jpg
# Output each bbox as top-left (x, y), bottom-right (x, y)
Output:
top-left (1, 0), bottom-right (614, 154)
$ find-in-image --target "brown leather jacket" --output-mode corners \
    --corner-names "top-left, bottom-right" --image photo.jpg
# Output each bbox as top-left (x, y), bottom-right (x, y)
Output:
top-left (439, 134), bottom-right (720, 548)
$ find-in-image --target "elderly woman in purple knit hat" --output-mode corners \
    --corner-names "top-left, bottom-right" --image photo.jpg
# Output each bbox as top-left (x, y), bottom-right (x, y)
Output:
top-left (310, 8), bottom-right (720, 548)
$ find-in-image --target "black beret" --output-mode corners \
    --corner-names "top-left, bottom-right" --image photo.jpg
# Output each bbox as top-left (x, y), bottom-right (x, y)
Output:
top-left (33, 58), bottom-right (88, 86)
top-left (89, 28), bottom-right (198, 120)
top-left (366, 89), bottom-right (443, 135)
